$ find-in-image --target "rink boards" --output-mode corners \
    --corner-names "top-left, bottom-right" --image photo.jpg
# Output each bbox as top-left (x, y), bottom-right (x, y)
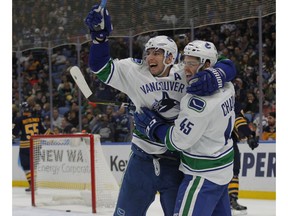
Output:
top-left (12, 141), bottom-right (276, 200)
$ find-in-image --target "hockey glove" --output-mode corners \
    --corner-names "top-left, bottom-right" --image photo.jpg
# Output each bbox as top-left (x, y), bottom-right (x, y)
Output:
top-left (134, 107), bottom-right (167, 142)
top-left (247, 133), bottom-right (259, 150)
top-left (187, 67), bottom-right (226, 96)
top-left (84, 4), bottom-right (113, 42)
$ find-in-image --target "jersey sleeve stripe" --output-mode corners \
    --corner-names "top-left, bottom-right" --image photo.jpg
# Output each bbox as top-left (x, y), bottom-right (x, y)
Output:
top-left (94, 59), bottom-right (114, 84)
top-left (165, 126), bottom-right (181, 151)
top-left (181, 147), bottom-right (234, 171)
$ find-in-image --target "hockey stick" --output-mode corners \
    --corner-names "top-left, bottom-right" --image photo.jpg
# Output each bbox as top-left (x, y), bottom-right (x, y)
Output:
top-left (100, 0), bottom-right (107, 9)
top-left (71, 1), bottom-right (125, 107)
top-left (70, 66), bottom-right (127, 107)
top-left (99, 0), bottom-right (107, 9)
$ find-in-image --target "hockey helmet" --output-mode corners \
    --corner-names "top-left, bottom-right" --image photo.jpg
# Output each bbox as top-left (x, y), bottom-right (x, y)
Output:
top-left (183, 40), bottom-right (218, 67)
top-left (145, 35), bottom-right (178, 64)
top-left (20, 102), bottom-right (32, 113)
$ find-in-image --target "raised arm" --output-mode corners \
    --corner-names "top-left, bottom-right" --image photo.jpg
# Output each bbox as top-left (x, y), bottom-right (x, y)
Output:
top-left (84, 4), bottom-right (113, 72)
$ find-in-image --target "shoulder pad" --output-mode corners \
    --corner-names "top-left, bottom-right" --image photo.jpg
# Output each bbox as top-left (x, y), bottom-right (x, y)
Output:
top-left (131, 58), bottom-right (143, 65)
top-left (188, 96), bottom-right (206, 112)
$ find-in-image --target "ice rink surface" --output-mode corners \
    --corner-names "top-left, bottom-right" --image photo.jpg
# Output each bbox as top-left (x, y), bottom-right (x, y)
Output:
top-left (12, 187), bottom-right (276, 216)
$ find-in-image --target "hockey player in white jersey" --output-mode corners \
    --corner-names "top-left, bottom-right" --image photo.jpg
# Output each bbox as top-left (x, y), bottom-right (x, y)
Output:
top-left (135, 40), bottom-right (236, 216)
top-left (84, 4), bottom-right (236, 215)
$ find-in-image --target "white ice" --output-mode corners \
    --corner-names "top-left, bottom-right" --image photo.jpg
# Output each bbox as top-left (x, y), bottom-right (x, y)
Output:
top-left (12, 187), bottom-right (276, 216)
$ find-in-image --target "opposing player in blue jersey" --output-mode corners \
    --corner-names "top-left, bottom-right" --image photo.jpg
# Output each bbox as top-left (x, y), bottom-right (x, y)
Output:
top-left (84, 4), bottom-right (236, 215)
top-left (135, 40), bottom-right (236, 215)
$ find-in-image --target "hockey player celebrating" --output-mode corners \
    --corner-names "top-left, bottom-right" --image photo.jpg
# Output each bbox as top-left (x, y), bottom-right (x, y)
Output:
top-left (134, 40), bottom-right (237, 215)
top-left (84, 4), bottom-right (236, 215)
top-left (12, 101), bottom-right (49, 192)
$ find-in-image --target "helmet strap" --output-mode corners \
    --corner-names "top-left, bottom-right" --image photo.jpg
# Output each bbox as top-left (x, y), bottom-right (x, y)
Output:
top-left (196, 60), bottom-right (210, 73)
top-left (156, 52), bottom-right (173, 77)
top-left (196, 63), bottom-right (204, 73)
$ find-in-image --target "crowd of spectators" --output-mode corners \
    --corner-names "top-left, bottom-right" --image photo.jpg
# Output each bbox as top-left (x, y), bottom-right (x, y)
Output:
top-left (12, 0), bottom-right (275, 50)
top-left (12, 8), bottom-right (276, 142)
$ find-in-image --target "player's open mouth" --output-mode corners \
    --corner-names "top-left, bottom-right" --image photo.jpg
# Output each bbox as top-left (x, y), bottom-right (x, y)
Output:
top-left (149, 63), bottom-right (157, 68)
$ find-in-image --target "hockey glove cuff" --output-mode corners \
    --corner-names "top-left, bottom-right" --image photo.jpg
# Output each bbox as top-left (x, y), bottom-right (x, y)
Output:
top-left (214, 59), bottom-right (236, 82)
top-left (187, 67), bottom-right (226, 96)
top-left (134, 107), bottom-right (168, 142)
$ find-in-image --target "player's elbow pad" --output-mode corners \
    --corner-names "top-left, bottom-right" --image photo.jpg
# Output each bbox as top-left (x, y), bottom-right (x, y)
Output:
top-left (89, 41), bottom-right (110, 72)
top-left (214, 59), bottom-right (236, 82)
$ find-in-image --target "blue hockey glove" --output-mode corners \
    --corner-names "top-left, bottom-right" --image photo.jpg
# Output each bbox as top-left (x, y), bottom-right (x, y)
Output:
top-left (134, 107), bottom-right (167, 142)
top-left (187, 67), bottom-right (226, 96)
top-left (84, 4), bottom-right (113, 41)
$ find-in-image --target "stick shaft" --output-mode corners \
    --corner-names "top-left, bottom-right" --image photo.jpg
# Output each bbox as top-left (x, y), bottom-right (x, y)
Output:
top-left (100, 0), bottom-right (107, 8)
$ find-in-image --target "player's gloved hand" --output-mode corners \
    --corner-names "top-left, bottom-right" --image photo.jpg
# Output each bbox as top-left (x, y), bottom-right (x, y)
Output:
top-left (84, 4), bottom-right (113, 42)
top-left (247, 133), bottom-right (259, 150)
top-left (134, 107), bottom-right (165, 142)
top-left (187, 68), bottom-right (226, 96)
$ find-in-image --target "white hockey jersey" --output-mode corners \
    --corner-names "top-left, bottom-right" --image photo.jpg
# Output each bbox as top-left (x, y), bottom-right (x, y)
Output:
top-left (165, 82), bottom-right (236, 185)
top-left (93, 58), bottom-right (187, 154)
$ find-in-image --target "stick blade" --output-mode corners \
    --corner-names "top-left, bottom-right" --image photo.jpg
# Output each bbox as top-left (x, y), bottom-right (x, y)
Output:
top-left (70, 66), bottom-right (93, 99)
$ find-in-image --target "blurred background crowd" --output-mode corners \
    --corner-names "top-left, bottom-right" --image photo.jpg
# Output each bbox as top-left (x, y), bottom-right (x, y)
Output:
top-left (12, 0), bottom-right (276, 142)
